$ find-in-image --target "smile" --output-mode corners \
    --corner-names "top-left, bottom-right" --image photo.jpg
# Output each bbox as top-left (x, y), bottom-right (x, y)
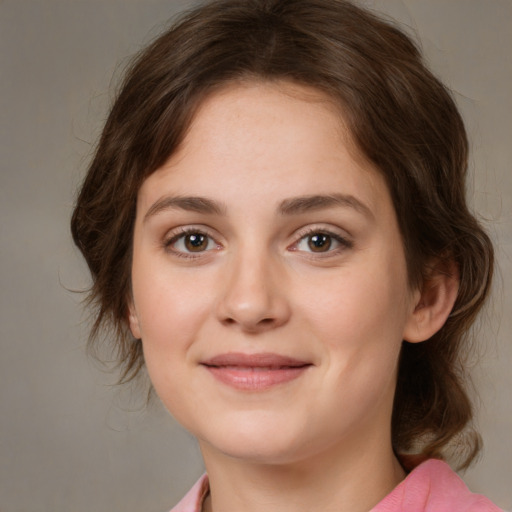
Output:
top-left (200, 353), bottom-right (312, 391)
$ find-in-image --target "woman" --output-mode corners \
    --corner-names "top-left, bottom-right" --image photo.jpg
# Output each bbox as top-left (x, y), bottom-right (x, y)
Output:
top-left (71, 0), bottom-right (501, 510)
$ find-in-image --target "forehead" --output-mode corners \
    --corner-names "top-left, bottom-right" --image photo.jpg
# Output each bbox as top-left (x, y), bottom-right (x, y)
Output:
top-left (179, 80), bottom-right (355, 166)
top-left (137, 80), bottom-right (388, 218)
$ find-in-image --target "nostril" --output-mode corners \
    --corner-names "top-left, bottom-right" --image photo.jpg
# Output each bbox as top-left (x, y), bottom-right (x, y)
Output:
top-left (221, 315), bottom-right (278, 332)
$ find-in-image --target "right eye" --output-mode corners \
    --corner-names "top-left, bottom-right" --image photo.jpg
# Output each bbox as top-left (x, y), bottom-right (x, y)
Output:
top-left (165, 230), bottom-right (219, 256)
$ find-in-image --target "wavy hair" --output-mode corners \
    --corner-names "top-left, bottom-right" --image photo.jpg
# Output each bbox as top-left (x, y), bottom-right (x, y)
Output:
top-left (71, 0), bottom-right (493, 469)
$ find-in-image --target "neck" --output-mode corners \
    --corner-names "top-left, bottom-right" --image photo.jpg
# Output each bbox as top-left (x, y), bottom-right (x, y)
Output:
top-left (200, 434), bottom-right (405, 512)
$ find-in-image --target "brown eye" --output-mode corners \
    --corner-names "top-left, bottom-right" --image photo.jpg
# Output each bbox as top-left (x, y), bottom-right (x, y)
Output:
top-left (168, 231), bottom-right (217, 255)
top-left (307, 233), bottom-right (332, 252)
top-left (184, 233), bottom-right (209, 252)
top-left (293, 230), bottom-right (351, 255)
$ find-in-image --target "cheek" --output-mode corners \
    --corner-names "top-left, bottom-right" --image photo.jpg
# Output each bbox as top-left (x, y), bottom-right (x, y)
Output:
top-left (294, 255), bottom-right (411, 390)
top-left (131, 262), bottom-right (224, 402)
top-left (301, 269), bottom-right (408, 338)
top-left (132, 259), bottom-right (212, 340)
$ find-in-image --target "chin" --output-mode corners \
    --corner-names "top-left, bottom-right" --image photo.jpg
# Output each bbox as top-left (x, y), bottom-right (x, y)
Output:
top-left (195, 415), bottom-right (327, 466)
top-left (213, 440), bottom-right (307, 466)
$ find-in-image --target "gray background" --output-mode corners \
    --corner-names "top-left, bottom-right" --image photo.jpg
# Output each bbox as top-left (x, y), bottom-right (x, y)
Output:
top-left (0, 0), bottom-right (510, 510)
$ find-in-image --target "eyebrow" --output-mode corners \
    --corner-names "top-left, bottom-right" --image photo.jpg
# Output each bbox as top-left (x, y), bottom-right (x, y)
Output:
top-left (143, 193), bottom-right (373, 222)
top-left (278, 194), bottom-right (373, 219)
top-left (143, 195), bottom-right (226, 222)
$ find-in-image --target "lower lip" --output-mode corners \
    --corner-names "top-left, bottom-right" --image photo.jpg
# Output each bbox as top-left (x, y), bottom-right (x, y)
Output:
top-left (203, 365), bottom-right (310, 391)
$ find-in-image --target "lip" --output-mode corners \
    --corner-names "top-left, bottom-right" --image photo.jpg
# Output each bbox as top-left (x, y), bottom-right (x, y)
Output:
top-left (200, 352), bottom-right (312, 391)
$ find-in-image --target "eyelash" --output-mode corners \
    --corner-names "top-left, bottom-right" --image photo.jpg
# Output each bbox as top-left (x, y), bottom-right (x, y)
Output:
top-left (163, 227), bottom-right (220, 259)
top-left (289, 227), bottom-right (353, 257)
top-left (163, 226), bottom-right (353, 259)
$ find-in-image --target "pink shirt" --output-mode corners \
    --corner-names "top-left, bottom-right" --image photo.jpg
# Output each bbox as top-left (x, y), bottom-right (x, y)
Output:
top-left (169, 459), bottom-right (503, 512)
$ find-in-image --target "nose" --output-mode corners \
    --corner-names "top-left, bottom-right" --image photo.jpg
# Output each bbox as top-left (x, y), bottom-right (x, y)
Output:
top-left (216, 250), bottom-right (291, 333)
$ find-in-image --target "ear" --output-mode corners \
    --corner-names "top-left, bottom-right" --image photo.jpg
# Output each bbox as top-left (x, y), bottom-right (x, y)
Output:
top-left (403, 258), bottom-right (459, 343)
top-left (127, 299), bottom-right (142, 340)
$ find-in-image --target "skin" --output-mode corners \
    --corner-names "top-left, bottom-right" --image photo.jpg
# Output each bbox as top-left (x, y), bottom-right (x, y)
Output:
top-left (128, 81), bottom-right (458, 512)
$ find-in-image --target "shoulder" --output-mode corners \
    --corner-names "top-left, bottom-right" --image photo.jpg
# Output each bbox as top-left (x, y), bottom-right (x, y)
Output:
top-left (169, 474), bottom-right (209, 512)
top-left (372, 459), bottom-right (503, 512)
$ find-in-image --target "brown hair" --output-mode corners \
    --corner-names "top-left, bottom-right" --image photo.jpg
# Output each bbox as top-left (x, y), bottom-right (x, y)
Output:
top-left (71, 0), bottom-right (493, 469)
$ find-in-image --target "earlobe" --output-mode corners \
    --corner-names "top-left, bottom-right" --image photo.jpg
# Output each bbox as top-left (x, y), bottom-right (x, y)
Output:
top-left (403, 259), bottom-right (459, 343)
top-left (128, 300), bottom-right (142, 339)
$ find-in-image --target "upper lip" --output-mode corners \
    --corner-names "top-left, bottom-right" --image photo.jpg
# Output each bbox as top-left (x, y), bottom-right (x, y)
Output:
top-left (201, 352), bottom-right (312, 368)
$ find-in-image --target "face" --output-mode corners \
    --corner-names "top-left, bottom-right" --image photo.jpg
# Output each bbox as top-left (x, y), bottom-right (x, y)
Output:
top-left (129, 81), bottom-right (420, 467)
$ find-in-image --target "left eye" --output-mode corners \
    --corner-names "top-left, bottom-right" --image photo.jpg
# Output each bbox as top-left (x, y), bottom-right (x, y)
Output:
top-left (295, 232), bottom-right (344, 253)
top-left (169, 232), bottom-right (217, 253)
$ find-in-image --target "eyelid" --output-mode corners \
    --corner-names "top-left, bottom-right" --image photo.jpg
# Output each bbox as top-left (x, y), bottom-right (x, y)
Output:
top-left (161, 223), bottom-right (353, 258)
top-left (163, 225), bottom-right (222, 257)
top-left (288, 225), bottom-right (353, 254)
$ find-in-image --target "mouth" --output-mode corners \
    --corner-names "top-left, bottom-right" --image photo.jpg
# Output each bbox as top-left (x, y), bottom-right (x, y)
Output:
top-left (200, 352), bottom-right (312, 391)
